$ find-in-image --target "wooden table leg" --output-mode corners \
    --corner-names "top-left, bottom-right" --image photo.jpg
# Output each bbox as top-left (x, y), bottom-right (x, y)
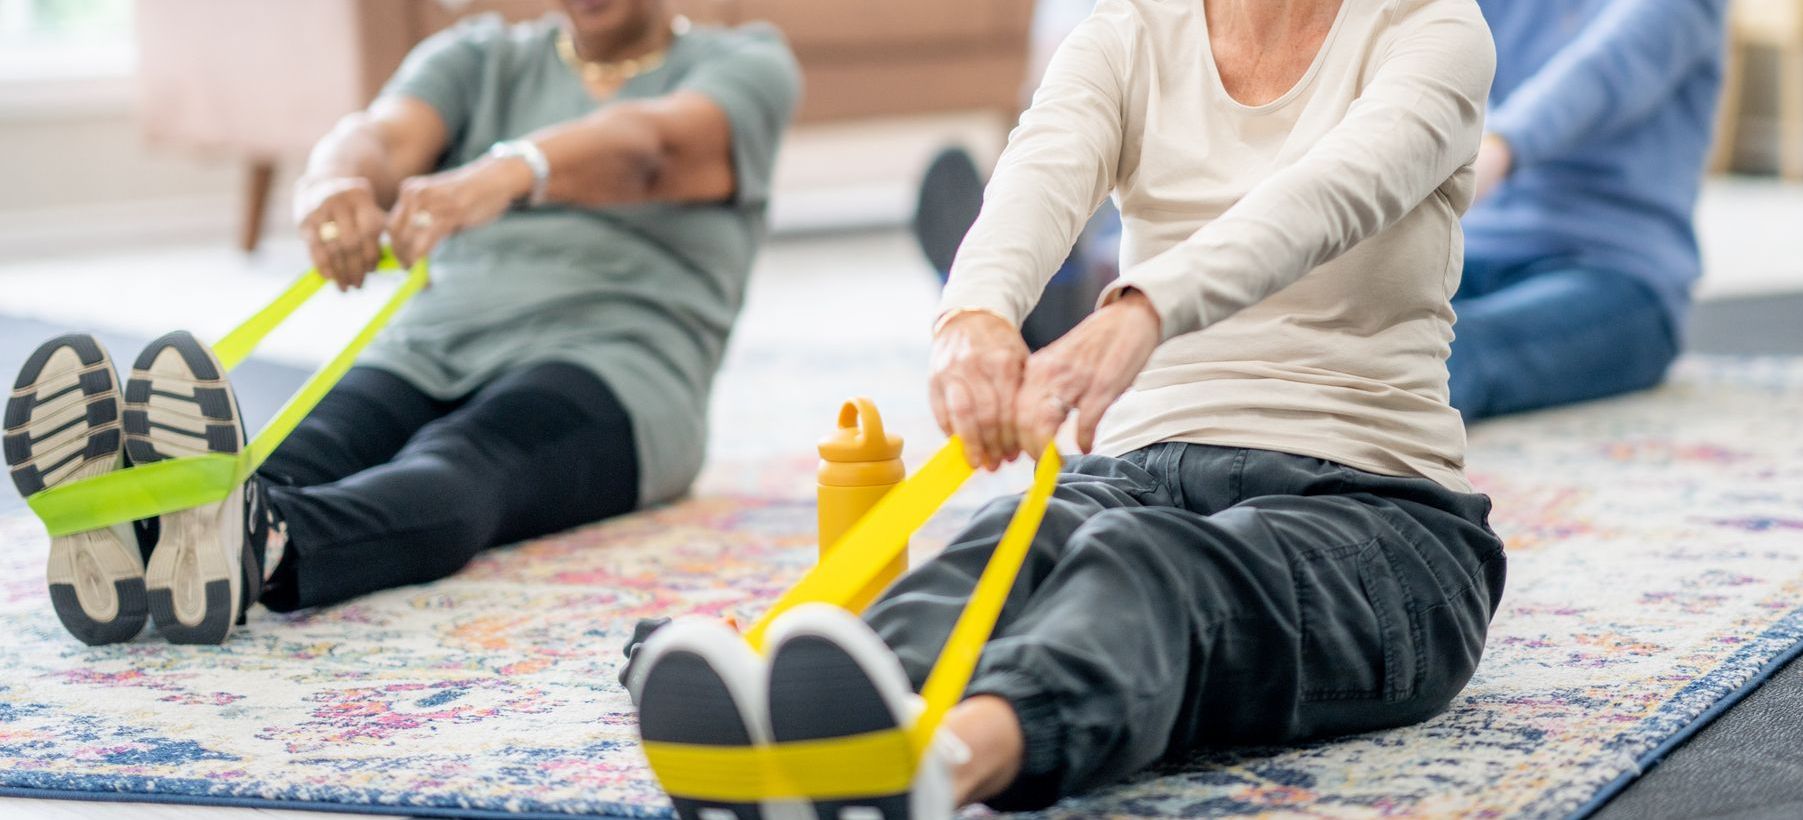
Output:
top-left (1712, 38), bottom-right (1745, 174)
top-left (240, 159), bottom-right (276, 253)
top-left (1782, 44), bottom-right (1803, 181)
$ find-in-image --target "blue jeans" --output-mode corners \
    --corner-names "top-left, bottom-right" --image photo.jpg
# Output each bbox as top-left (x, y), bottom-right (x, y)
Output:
top-left (1449, 255), bottom-right (1679, 421)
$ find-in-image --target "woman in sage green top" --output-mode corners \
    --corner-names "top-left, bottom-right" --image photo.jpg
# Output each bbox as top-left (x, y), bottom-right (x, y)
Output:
top-left (2, 0), bottom-right (801, 646)
top-left (270, 2), bottom-right (801, 612)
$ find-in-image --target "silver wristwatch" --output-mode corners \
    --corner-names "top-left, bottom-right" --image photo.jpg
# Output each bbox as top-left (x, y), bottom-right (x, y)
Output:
top-left (488, 139), bottom-right (551, 207)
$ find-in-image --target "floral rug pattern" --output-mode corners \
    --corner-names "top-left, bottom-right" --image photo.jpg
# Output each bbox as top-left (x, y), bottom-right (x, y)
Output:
top-left (2, 357), bottom-right (1802, 818)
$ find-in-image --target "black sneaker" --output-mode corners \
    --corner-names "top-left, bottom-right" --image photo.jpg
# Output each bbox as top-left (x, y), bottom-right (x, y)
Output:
top-left (765, 604), bottom-right (960, 820)
top-left (123, 331), bottom-right (265, 644)
top-left (4, 334), bottom-right (148, 645)
top-left (620, 616), bottom-right (674, 701)
top-left (635, 618), bottom-right (809, 820)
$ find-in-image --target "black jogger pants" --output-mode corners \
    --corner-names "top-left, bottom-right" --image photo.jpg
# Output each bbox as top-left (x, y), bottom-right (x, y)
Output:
top-left (863, 443), bottom-right (1507, 810)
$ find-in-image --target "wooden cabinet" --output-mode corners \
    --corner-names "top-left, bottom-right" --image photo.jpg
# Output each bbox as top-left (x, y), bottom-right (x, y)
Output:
top-left (1717, 0), bottom-right (1803, 179)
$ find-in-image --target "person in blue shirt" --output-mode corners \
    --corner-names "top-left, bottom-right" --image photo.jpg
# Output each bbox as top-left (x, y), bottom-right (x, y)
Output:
top-left (1455, 0), bottom-right (1731, 419)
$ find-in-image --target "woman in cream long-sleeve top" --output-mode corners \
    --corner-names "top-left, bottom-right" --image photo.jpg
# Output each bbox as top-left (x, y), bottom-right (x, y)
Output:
top-left (628, 1), bottom-right (1506, 817)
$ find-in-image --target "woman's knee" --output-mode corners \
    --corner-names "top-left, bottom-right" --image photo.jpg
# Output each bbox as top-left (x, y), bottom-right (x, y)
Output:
top-left (1354, 531), bottom-right (1500, 722)
top-left (1060, 507), bottom-right (1215, 586)
top-left (1066, 507), bottom-right (1155, 549)
top-left (1625, 315), bottom-right (1680, 392)
top-left (1390, 569), bottom-right (1499, 724)
top-left (961, 475), bottom-right (1147, 555)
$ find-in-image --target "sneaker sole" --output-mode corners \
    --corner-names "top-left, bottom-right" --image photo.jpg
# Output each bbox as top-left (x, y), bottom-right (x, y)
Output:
top-left (765, 604), bottom-right (927, 820)
top-left (4, 334), bottom-right (146, 646)
top-left (638, 620), bottom-right (809, 820)
top-left (125, 331), bottom-right (245, 645)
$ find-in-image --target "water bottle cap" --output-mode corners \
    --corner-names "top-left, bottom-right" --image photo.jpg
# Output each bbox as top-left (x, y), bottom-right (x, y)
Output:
top-left (818, 397), bottom-right (903, 462)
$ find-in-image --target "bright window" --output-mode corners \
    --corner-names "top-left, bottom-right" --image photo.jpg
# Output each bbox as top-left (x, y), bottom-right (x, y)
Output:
top-left (0, 0), bottom-right (134, 80)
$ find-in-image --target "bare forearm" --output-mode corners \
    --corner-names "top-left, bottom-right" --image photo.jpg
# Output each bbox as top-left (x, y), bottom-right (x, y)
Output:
top-left (377, 91), bottom-right (731, 268)
top-left (302, 113), bottom-right (407, 207)
top-left (529, 106), bottom-right (666, 207)
top-left (371, 99), bottom-right (679, 269)
top-left (519, 91), bottom-right (734, 208)
top-left (375, 107), bottom-right (669, 214)
top-left (296, 97), bottom-right (448, 285)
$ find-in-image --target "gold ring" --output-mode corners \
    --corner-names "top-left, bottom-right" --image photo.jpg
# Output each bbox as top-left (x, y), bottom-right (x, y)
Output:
top-left (317, 221), bottom-right (341, 244)
top-left (411, 212), bottom-right (434, 230)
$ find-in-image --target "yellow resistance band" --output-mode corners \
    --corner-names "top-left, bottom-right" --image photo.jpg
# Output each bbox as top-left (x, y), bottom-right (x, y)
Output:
top-left (644, 441), bottom-right (1062, 802)
top-left (25, 252), bottom-right (428, 537)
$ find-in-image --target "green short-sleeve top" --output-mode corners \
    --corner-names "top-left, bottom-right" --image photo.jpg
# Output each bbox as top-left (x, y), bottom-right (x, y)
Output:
top-left (361, 14), bottom-right (801, 505)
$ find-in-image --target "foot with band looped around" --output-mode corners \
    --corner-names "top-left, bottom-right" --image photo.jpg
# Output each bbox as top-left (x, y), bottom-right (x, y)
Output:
top-left (633, 440), bottom-right (1060, 819)
top-left (8, 251), bottom-right (428, 645)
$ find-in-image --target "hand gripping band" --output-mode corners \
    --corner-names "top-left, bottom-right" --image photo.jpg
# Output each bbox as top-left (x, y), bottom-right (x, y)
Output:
top-left (24, 251), bottom-right (429, 537)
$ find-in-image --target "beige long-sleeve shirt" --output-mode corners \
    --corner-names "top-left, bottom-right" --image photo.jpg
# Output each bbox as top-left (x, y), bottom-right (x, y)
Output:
top-left (940, 0), bottom-right (1496, 492)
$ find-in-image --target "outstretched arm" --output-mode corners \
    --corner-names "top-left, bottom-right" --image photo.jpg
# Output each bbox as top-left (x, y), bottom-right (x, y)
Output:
top-left (299, 20), bottom-right (799, 288)
top-left (1096, 2), bottom-right (1495, 341)
top-left (384, 92), bottom-right (739, 267)
top-left (295, 97), bottom-right (448, 289)
top-left (1485, 0), bottom-right (1730, 172)
top-left (930, 11), bottom-right (1127, 469)
top-left (938, 12), bottom-right (1126, 328)
top-left (1009, 2), bottom-right (1496, 455)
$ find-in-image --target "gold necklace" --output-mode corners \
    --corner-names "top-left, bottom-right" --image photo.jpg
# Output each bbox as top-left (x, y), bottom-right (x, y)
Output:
top-left (557, 15), bottom-right (690, 85)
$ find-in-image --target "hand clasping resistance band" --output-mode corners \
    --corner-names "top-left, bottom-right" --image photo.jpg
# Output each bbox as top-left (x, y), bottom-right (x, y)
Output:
top-left (24, 251), bottom-right (429, 538)
top-left (642, 439), bottom-right (1063, 802)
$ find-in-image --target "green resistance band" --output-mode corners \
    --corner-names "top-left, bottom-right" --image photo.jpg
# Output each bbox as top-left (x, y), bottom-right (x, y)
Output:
top-left (25, 251), bottom-right (429, 537)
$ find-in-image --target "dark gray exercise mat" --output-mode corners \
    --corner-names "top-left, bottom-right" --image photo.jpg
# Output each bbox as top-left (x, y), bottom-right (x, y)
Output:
top-left (1590, 291), bottom-right (1803, 820)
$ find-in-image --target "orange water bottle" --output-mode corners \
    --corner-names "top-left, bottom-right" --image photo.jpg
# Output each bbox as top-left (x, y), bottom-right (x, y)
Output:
top-left (818, 397), bottom-right (908, 614)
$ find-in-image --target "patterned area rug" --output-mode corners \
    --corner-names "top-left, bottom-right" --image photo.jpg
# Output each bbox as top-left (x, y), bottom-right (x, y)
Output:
top-left (2, 356), bottom-right (1803, 819)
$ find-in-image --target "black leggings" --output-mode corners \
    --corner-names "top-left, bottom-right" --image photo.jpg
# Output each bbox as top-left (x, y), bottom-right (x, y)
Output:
top-left (257, 364), bottom-right (639, 611)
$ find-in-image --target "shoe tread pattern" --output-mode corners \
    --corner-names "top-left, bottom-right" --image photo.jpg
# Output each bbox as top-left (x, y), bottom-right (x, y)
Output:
top-left (6, 335), bottom-right (145, 644)
top-left (126, 331), bottom-right (245, 645)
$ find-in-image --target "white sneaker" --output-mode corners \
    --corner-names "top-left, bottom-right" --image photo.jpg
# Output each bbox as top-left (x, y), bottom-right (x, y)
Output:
top-left (4, 334), bottom-right (147, 645)
top-left (634, 618), bottom-right (812, 820)
top-left (123, 331), bottom-right (262, 645)
top-left (764, 603), bottom-right (963, 820)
